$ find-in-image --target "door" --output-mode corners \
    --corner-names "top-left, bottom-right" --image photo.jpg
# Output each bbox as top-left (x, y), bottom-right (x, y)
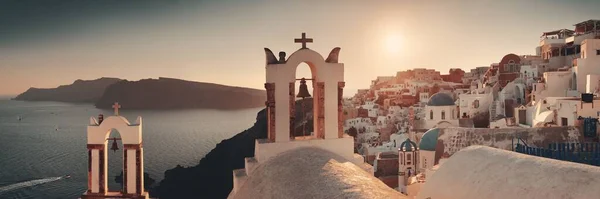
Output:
top-left (518, 109), bottom-right (526, 125)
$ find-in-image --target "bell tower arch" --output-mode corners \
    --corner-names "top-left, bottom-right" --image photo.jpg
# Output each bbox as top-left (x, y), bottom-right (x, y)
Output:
top-left (82, 102), bottom-right (149, 199)
top-left (264, 33), bottom-right (345, 143)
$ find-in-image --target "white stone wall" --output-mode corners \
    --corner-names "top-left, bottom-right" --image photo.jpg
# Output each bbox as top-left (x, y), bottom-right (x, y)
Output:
top-left (586, 74), bottom-right (600, 94)
top-left (575, 39), bottom-right (600, 93)
top-left (556, 99), bottom-right (600, 126)
top-left (458, 93), bottom-right (490, 118)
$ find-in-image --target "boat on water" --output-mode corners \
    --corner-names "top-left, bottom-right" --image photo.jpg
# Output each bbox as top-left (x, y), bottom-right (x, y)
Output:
top-left (64, 175), bottom-right (71, 179)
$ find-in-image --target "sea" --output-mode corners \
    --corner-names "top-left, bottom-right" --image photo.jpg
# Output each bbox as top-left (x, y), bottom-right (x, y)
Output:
top-left (0, 99), bottom-right (262, 199)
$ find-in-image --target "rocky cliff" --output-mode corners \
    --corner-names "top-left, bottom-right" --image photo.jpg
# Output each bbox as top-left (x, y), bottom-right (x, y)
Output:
top-left (95, 77), bottom-right (266, 110)
top-left (13, 77), bottom-right (122, 103)
top-left (150, 99), bottom-right (313, 199)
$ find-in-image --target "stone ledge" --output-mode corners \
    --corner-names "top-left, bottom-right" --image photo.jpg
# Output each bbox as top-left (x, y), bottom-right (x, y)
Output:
top-left (232, 169), bottom-right (248, 195)
top-left (244, 157), bottom-right (258, 176)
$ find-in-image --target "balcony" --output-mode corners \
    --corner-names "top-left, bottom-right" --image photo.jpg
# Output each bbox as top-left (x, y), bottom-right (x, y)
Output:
top-left (539, 37), bottom-right (565, 46)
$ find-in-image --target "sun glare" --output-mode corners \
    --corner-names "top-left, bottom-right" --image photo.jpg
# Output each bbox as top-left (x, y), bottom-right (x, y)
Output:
top-left (385, 34), bottom-right (403, 54)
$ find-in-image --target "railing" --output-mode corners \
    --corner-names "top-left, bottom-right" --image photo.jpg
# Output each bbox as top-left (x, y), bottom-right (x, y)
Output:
top-left (515, 142), bottom-right (600, 166)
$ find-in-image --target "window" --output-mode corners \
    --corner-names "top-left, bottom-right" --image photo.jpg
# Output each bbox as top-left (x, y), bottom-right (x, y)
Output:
top-left (441, 111), bottom-right (446, 120)
top-left (452, 109), bottom-right (455, 119)
top-left (423, 158), bottom-right (427, 168)
top-left (597, 49), bottom-right (600, 55)
top-left (473, 100), bottom-right (480, 108)
top-left (406, 154), bottom-right (412, 165)
top-left (430, 110), bottom-right (434, 120)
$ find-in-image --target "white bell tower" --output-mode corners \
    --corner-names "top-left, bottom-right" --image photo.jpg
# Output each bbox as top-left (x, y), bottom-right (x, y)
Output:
top-left (398, 138), bottom-right (418, 194)
top-left (82, 102), bottom-right (149, 199)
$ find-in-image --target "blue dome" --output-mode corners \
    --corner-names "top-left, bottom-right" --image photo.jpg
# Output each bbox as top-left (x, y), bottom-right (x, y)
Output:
top-left (419, 128), bottom-right (440, 151)
top-left (399, 138), bottom-right (418, 152)
top-left (427, 93), bottom-right (455, 106)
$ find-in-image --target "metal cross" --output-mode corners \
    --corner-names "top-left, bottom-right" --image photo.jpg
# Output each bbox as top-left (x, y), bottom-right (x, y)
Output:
top-left (112, 102), bottom-right (121, 116)
top-left (294, 32), bottom-right (313, 49)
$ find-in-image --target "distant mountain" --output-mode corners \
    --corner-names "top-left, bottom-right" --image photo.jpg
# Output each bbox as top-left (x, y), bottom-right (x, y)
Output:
top-left (13, 77), bottom-right (122, 103)
top-left (95, 77), bottom-right (266, 110)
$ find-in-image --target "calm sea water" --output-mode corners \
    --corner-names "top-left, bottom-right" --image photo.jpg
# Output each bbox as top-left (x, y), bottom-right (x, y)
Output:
top-left (0, 99), bottom-right (262, 199)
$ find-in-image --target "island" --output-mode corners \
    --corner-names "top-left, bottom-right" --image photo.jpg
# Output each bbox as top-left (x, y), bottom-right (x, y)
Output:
top-left (13, 77), bottom-right (122, 103)
top-left (94, 77), bottom-right (266, 110)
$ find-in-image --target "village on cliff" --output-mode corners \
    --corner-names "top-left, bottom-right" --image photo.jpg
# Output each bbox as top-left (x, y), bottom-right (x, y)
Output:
top-left (341, 19), bottom-right (600, 197)
top-left (81, 20), bottom-right (600, 199)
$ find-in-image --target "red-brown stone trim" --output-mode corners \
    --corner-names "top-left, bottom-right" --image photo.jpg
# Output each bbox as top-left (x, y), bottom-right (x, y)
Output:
top-left (99, 149), bottom-right (105, 194)
top-left (265, 83), bottom-right (276, 142)
top-left (123, 149), bottom-right (128, 194)
top-left (338, 81), bottom-right (345, 138)
top-left (87, 144), bottom-right (105, 150)
top-left (88, 149), bottom-right (92, 193)
top-left (81, 192), bottom-right (148, 199)
top-left (316, 82), bottom-right (325, 139)
top-left (136, 149), bottom-right (142, 194)
top-left (289, 82), bottom-right (295, 138)
top-left (123, 143), bottom-right (142, 150)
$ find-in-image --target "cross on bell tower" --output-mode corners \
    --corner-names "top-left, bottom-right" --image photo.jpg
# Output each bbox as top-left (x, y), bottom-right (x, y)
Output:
top-left (294, 32), bottom-right (313, 49)
top-left (112, 102), bottom-right (121, 116)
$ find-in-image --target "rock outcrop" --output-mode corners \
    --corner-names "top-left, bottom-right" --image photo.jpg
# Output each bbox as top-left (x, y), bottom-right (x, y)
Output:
top-left (95, 77), bottom-right (266, 110)
top-left (13, 77), bottom-right (122, 103)
top-left (150, 99), bottom-right (314, 199)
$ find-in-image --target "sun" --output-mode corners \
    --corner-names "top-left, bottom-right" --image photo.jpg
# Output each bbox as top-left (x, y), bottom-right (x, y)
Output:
top-left (385, 34), bottom-right (403, 54)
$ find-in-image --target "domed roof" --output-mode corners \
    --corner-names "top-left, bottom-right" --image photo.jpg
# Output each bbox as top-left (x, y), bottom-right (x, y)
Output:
top-left (419, 128), bottom-right (440, 151)
top-left (427, 93), bottom-right (455, 106)
top-left (399, 138), bottom-right (418, 152)
top-left (234, 147), bottom-right (406, 199)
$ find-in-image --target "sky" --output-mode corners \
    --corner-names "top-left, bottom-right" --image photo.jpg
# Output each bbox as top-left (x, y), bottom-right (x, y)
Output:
top-left (1, 0), bottom-right (599, 96)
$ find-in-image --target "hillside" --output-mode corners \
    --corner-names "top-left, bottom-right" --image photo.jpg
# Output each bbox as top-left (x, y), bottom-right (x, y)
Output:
top-left (13, 77), bottom-right (122, 103)
top-left (150, 99), bottom-right (314, 199)
top-left (95, 77), bottom-right (266, 110)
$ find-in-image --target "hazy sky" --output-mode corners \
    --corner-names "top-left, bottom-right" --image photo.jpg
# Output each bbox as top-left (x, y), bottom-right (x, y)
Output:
top-left (1, 0), bottom-right (599, 96)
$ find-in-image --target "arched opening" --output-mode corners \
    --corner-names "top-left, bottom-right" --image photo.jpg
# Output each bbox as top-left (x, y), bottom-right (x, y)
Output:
top-left (105, 129), bottom-right (124, 192)
top-left (292, 62), bottom-right (317, 139)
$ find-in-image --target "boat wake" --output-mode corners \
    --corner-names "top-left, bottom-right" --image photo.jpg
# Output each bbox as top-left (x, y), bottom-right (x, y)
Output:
top-left (0, 177), bottom-right (63, 194)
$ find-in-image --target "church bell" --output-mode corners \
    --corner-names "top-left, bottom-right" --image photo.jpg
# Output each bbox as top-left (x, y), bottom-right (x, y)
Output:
top-left (296, 78), bottom-right (311, 98)
top-left (110, 138), bottom-right (119, 152)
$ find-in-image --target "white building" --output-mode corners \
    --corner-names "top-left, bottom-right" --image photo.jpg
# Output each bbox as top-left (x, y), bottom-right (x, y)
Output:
top-left (398, 138), bottom-right (419, 195)
top-left (532, 70), bottom-right (578, 104)
top-left (575, 39), bottom-right (600, 93)
top-left (424, 93), bottom-right (459, 129)
top-left (361, 101), bottom-right (380, 118)
top-left (376, 116), bottom-right (389, 128)
top-left (458, 92), bottom-right (491, 118)
top-left (555, 98), bottom-right (600, 126)
top-left (520, 64), bottom-right (542, 87)
top-left (419, 92), bottom-right (430, 103)
top-left (345, 117), bottom-right (373, 131)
